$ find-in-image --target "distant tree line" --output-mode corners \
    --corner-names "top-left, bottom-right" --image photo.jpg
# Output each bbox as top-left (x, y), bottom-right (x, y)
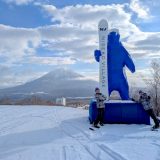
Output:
top-left (0, 95), bottom-right (56, 106)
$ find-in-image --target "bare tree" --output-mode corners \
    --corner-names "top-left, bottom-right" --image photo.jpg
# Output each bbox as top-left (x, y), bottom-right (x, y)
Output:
top-left (145, 60), bottom-right (160, 116)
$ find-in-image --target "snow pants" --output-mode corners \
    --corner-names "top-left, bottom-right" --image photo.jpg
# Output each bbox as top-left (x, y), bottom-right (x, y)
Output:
top-left (146, 109), bottom-right (159, 127)
top-left (94, 108), bottom-right (105, 125)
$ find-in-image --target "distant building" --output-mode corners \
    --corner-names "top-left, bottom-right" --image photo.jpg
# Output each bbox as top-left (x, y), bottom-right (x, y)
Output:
top-left (56, 97), bottom-right (66, 106)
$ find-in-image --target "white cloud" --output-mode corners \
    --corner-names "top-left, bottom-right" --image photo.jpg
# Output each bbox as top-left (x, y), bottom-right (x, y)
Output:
top-left (0, 65), bottom-right (46, 88)
top-left (38, 4), bottom-right (141, 62)
top-left (41, 4), bottom-right (138, 34)
top-left (26, 56), bottom-right (76, 65)
top-left (129, 0), bottom-right (150, 19)
top-left (124, 31), bottom-right (160, 59)
top-left (0, 24), bottom-right (40, 65)
top-left (0, 4), bottom-right (142, 66)
top-left (126, 69), bottom-right (149, 88)
top-left (5, 0), bottom-right (33, 5)
top-left (0, 3), bottom-right (160, 88)
top-left (39, 4), bottom-right (160, 60)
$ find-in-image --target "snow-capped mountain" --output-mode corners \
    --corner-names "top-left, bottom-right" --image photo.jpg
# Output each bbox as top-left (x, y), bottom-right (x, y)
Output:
top-left (0, 68), bottom-right (98, 100)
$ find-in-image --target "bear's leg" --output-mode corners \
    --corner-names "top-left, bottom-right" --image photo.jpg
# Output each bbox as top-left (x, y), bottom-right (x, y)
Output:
top-left (119, 90), bottom-right (129, 100)
top-left (119, 80), bottom-right (130, 100)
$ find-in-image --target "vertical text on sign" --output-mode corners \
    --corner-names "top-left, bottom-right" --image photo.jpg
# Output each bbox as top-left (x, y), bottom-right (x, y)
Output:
top-left (100, 33), bottom-right (107, 88)
top-left (98, 19), bottom-right (109, 98)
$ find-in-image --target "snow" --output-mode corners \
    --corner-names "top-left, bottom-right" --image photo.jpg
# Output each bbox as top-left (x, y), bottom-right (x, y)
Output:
top-left (0, 105), bottom-right (160, 160)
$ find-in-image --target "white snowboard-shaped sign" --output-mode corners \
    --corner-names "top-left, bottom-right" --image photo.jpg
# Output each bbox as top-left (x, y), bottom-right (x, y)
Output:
top-left (98, 19), bottom-right (109, 100)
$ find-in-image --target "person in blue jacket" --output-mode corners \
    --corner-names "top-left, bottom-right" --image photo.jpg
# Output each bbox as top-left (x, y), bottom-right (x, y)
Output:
top-left (94, 31), bottom-right (135, 100)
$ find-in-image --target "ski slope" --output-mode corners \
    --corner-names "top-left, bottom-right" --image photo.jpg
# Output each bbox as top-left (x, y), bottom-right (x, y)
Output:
top-left (0, 105), bottom-right (160, 160)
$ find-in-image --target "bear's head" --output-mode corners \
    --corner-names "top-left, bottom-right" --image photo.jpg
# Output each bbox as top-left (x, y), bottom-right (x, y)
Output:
top-left (108, 31), bottom-right (120, 45)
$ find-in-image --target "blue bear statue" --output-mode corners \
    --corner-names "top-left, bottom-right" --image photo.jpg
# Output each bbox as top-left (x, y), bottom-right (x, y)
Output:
top-left (94, 31), bottom-right (135, 100)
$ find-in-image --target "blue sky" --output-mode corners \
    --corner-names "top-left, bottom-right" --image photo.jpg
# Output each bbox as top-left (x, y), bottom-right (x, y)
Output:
top-left (0, 0), bottom-right (160, 88)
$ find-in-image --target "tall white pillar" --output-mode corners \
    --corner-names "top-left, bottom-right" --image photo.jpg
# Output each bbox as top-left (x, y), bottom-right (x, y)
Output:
top-left (98, 19), bottom-right (109, 100)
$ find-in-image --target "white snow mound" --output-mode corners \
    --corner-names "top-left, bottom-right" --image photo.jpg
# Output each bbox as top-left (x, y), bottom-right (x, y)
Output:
top-left (0, 105), bottom-right (159, 160)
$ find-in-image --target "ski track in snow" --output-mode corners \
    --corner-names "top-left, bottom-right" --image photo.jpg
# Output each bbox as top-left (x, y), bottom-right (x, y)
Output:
top-left (0, 110), bottom-right (52, 135)
top-left (60, 121), bottom-right (127, 160)
top-left (53, 107), bottom-right (98, 160)
top-left (97, 144), bottom-right (127, 160)
top-left (0, 105), bottom-right (160, 160)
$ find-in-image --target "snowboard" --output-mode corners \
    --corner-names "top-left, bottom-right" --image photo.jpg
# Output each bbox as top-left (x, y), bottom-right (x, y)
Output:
top-left (98, 19), bottom-right (109, 100)
top-left (89, 127), bottom-right (95, 131)
top-left (89, 125), bottom-right (100, 131)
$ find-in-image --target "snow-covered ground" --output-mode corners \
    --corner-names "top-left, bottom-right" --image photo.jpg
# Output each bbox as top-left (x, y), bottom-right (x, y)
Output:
top-left (0, 105), bottom-right (160, 160)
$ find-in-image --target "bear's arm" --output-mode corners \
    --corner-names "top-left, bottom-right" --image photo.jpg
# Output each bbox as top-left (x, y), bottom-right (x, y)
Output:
top-left (122, 45), bottom-right (135, 73)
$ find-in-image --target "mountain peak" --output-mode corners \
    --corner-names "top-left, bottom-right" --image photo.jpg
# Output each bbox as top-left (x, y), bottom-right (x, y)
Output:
top-left (0, 68), bottom-right (98, 99)
top-left (42, 68), bottom-right (84, 80)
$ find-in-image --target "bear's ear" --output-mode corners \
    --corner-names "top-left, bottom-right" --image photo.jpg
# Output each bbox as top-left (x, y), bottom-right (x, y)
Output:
top-left (109, 28), bottom-right (120, 42)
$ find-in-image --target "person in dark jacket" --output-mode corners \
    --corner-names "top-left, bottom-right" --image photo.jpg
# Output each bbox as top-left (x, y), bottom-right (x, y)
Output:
top-left (94, 87), bottom-right (106, 128)
top-left (139, 90), bottom-right (159, 129)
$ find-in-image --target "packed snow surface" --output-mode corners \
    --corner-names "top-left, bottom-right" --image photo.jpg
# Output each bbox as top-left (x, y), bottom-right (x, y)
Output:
top-left (0, 105), bottom-right (160, 160)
